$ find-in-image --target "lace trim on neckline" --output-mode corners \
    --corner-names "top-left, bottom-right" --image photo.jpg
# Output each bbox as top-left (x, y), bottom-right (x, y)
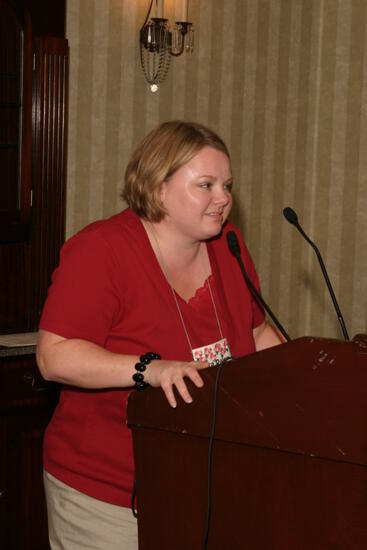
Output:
top-left (177, 274), bottom-right (213, 306)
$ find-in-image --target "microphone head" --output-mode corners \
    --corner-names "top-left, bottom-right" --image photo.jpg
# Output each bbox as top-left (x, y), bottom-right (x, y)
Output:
top-left (283, 206), bottom-right (299, 226)
top-left (226, 231), bottom-right (241, 257)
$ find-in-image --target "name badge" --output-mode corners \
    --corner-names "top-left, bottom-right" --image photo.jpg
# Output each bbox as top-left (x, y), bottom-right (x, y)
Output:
top-left (192, 337), bottom-right (231, 367)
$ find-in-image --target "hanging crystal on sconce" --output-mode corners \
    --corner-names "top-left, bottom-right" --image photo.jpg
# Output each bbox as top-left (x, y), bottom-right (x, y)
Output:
top-left (171, 22), bottom-right (194, 56)
top-left (140, 17), bottom-right (171, 92)
top-left (139, 0), bottom-right (194, 91)
top-left (186, 24), bottom-right (194, 53)
top-left (172, 23), bottom-right (184, 55)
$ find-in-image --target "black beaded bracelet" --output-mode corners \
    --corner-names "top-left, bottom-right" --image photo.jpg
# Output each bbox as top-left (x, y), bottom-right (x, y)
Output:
top-left (133, 352), bottom-right (161, 390)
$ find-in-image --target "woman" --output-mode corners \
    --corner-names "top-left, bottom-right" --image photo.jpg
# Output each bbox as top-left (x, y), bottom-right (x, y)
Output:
top-left (37, 120), bottom-right (282, 549)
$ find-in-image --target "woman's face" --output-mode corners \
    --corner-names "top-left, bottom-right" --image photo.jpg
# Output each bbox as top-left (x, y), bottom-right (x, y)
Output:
top-left (160, 146), bottom-right (233, 242)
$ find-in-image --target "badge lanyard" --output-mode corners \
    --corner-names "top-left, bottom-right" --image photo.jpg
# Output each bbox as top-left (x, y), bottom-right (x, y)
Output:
top-left (149, 224), bottom-right (231, 366)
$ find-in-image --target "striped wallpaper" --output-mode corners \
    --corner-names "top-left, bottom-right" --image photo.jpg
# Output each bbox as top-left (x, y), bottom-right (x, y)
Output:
top-left (65, 0), bottom-right (367, 340)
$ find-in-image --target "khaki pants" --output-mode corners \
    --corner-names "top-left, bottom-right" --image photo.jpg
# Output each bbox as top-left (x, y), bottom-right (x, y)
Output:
top-left (43, 471), bottom-right (138, 550)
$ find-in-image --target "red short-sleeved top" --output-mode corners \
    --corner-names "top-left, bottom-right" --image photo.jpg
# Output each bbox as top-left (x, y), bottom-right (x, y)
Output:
top-left (39, 208), bottom-right (264, 507)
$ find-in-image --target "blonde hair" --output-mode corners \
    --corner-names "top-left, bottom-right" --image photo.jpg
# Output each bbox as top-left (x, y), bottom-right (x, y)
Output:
top-left (122, 120), bottom-right (230, 221)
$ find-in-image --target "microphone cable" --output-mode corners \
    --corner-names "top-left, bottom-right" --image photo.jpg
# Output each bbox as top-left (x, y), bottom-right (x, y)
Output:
top-left (202, 361), bottom-right (225, 550)
top-left (226, 231), bottom-right (290, 342)
top-left (131, 476), bottom-right (138, 518)
top-left (130, 360), bottom-right (226, 549)
top-left (131, 230), bottom-right (289, 541)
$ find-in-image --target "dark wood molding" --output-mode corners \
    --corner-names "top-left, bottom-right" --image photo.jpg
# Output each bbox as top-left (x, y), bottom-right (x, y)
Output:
top-left (8, 0), bottom-right (66, 37)
top-left (0, 0), bottom-right (68, 331)
top-left (31, 35), bottom-right (69, 325)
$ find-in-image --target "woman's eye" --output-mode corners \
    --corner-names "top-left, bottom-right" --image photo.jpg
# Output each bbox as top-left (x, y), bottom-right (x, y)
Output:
top-left (224, 183), bottom-right (233, 192)
top-left (200, 183), bottom-right (211, 189)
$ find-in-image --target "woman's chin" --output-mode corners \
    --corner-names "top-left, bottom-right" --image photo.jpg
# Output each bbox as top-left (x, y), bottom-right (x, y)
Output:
top-left (201, 223), bottom-right (224, 240)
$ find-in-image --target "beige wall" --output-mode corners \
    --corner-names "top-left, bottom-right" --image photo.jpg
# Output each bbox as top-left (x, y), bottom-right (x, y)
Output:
top-left (65, 0), bottom-right (367, 340)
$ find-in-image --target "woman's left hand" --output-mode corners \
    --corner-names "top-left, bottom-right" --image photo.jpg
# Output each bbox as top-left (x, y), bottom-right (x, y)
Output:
top-left (144, 359), bottom-right (209, 408)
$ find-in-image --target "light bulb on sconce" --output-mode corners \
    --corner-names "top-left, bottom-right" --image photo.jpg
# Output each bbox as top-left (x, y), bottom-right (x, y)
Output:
top-left (139, 0), bottom-right (194, 91)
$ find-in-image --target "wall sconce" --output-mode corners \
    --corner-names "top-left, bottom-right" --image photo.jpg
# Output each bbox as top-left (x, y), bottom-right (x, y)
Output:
top-left (140, 0), bottom-right (194, 92)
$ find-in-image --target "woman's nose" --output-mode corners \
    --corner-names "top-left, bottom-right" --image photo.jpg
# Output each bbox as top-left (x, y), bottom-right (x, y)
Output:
top-left (213, 186), bottom-right (231, 205)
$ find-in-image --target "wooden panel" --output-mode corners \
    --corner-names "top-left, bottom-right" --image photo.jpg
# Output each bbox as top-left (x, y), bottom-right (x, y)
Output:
top-left (24, 0), bottom-right (66, 37)
top-left (0, 1), bottom-right (32, 333)
top-left (128, 336), bottom-right (367, 549)
top-left (31, 36), bottom-right (69, 325)
top-left (0, 1), bottom-right (22, 214)
top-left (0, 418), bottom-right (7, 550)
top-left (0, 0), bottom-right (32, 227)
top-left (0, 354), bottom-right (55, 409)
top-left (0, 3), bottom-right (67, 334)
top-left (0, 353), bottom-right (58, 550)
top-left (0, 242), bottom-right (31, 332)
top-left (7, 421), bottom-right (50, 549)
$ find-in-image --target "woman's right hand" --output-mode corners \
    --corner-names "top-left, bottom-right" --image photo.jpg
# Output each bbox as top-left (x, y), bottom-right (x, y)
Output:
top-left (144, 359), bottom-right (209, 408)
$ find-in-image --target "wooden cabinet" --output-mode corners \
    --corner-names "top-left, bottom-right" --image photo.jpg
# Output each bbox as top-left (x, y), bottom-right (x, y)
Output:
top-left (0, 1), bottom-right (67, 546)
top-left (0, 348), bottom-right (59, 550)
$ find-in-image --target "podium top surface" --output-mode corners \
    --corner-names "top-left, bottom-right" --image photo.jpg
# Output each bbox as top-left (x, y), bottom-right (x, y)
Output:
top-left (127, 335), bottom-right (367, 466)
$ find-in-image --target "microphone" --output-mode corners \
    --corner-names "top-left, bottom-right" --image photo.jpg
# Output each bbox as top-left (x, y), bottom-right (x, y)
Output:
top-left (226, 231), bottom-right (290, 342)
top-left (283, 206), bottom-right (349, 341)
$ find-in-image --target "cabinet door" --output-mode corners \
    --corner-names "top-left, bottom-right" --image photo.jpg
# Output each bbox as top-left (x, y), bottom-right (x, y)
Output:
top-left (6, 415), bottom-right (51, 549)
top-left (0, 355), bottom-right (59, 550)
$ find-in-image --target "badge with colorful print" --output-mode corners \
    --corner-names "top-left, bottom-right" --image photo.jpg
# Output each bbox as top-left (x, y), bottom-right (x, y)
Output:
top-left (192, 337), bottom-right (231, 366)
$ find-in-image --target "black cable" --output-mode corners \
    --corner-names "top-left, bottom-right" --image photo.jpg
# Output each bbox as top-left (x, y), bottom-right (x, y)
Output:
top-left (226, 231), bottom-right (290, 342)
top-left (131, 476), bottom-right (138, 518)
top-left (131, 360), bottom-right (225, 544)
top-left (202, 362), bottom-right (224, 549)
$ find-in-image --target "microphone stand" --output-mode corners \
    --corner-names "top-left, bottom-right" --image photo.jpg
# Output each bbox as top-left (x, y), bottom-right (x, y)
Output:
top-left (227, 232), bottom-right (291, 342)
top-left (283, 207), bottom-right (349, 341)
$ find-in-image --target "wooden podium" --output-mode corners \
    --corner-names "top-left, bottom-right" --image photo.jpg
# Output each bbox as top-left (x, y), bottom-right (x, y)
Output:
top-left (127, 335), bottom-right (367, 549)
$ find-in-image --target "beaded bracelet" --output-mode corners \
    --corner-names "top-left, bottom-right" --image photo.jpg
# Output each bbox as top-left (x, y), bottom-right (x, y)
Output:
top-left (133, 352), bottom-right (161, 390)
